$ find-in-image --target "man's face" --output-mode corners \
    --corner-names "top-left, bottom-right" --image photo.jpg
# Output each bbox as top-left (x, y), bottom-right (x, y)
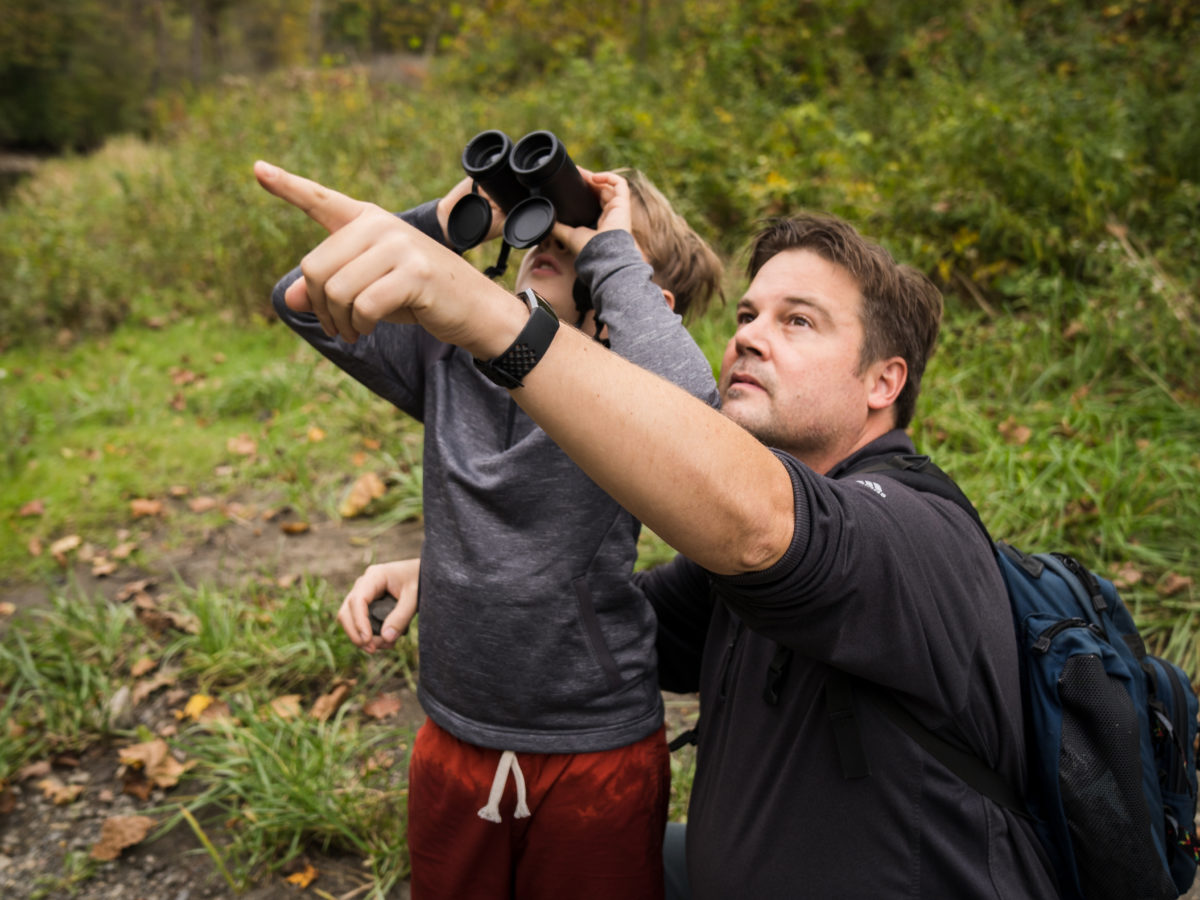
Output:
top-left (514, 233), bottom-right (579, 320)
top-left (718, 248), bottom-right (877, 472)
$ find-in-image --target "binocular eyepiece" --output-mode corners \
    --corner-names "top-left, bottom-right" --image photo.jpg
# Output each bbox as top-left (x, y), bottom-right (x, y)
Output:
top-left (447, 130), bottom-right (600, 256)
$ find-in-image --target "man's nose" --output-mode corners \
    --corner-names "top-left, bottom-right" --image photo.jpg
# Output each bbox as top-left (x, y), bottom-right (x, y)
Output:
top-left (537, 234), bottom-right (568, 253)
top-left (733, 317), bottom-right (770, 358)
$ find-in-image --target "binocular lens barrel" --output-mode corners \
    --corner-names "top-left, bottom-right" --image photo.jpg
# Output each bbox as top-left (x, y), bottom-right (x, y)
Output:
top-left (511, 131), bottom-right (600, 228)
top-left (461, 130), bottom-right (526, 213)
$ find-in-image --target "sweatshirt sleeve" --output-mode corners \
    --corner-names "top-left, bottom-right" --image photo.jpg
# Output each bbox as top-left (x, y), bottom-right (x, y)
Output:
top-left (635, 554), bottom-right (715, 694)
top-left (271, 199), bottom-right (447, 420)
top-left (574, 229), bottom-right (719, 407)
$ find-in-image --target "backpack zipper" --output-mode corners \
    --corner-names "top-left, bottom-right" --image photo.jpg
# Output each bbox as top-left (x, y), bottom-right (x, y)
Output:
top-left (1051, 552), bottom-right (1108, 613)
top-left (1032, 617), bottom-right (1104, 654)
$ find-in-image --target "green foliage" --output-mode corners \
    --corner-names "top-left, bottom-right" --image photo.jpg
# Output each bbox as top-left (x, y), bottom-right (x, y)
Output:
top-left (0, 589), bottom-right (146, 772)
top-left (177, 707), bottom-right (412, 892)
top-left (0, 0), bottom-right (155, 150)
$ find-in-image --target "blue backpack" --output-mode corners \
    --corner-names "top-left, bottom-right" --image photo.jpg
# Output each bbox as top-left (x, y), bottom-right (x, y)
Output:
top-left (841, 454), bottom-right (1200, 900)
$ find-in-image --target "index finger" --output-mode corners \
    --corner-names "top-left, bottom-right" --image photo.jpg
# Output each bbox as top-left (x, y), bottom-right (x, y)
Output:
top-left (254, 160), bottom-right (365, 233)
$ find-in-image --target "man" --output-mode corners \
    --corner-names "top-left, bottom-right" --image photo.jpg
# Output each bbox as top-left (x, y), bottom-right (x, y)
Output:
top-left (254, 161), bottom-right (1060, 898)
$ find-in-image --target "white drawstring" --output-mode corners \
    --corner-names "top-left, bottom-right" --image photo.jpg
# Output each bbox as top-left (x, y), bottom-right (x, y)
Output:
top-left (477, 750), bottom-right (531, 823)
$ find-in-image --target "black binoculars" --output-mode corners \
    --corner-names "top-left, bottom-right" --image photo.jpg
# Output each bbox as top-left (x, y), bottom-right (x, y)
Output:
top-left (446, 130), bottom-right (600, 265)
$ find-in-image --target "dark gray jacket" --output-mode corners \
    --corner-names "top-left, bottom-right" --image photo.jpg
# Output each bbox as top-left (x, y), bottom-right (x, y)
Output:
top-left (642, 432), bottom-right (1060, 898)
top-left (274, 201), bottom-right (719, 752)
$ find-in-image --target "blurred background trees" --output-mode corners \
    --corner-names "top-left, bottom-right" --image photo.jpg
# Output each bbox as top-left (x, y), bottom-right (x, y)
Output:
top-left (0, 0), bottom-right (469, 151)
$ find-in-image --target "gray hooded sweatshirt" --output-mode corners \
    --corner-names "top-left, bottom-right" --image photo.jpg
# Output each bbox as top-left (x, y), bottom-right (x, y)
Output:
top-left (273, 200), bottom-right (719, 752)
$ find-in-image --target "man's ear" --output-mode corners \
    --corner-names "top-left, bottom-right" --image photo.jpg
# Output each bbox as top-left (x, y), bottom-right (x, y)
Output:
top-left (866, 356), bottom-right (907, 411)
top-left (660, 287), bottom-right (676, 311)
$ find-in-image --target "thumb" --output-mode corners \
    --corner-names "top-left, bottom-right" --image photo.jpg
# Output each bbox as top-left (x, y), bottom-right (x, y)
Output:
top-left (284, 275), bottom-right (313, 313)
top-left (254, 160), bottom-right (366, 233)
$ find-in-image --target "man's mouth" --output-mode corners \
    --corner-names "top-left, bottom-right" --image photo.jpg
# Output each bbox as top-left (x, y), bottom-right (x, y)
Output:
top-left (728, 370), bottom-right (765, 392)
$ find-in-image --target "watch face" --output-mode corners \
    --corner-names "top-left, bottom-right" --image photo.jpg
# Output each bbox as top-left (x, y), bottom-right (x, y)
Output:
top-left (519, 288), bottom-right (557, 320)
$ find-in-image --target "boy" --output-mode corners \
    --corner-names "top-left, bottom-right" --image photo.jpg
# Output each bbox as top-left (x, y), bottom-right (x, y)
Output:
top-left (272, 162), bottom-right (722, 898)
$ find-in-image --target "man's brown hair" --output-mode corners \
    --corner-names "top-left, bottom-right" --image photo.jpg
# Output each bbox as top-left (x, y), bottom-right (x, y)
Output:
top-left (619, 168), bottom-right (724, 320)
top-left (748, 215), bottom-right (942, 429)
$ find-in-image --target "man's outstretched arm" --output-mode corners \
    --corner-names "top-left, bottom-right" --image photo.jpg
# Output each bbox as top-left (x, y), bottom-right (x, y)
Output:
top-left (254, 161), bottom-right (794, 575)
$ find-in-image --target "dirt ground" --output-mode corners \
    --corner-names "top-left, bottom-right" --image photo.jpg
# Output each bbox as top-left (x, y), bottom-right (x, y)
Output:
top-left (0, 513), bottom-right (426, 900)
top-left (0, 513), bottom-right (701, 900)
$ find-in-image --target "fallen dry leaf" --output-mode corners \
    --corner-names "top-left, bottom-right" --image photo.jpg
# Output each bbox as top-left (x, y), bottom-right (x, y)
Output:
top-left (118, 738), bottom-right (191, 788)
top-left (188, 496), bottom-right (219, 513)
top-left (122, 772), bottom-right (153, 801)
top-left (130, 498), bottom-right (164, 518)
top-left (130, 656), bottom-right (159, 678)
top-left (227, 434), bottom-right (257, 456)
top-left (49, 534), bottom-right (82, 564)
top-left (997, 416), bottom-right (1033, 446)
top-left (1112, 563), bottom-right (1145, 590)
top-left (119, 739), bottom-right (168, 771)
top-left (1159, 573), bottom-right (1195, 598)
top-left (18, 760), bottom-right (52, 780)
top-left (363, 750), bottom-right (397, 775)
top-left (37, 776), bottom-right (84, 805)
top-left (362, 693), bottom-right (403, 720)
top-left (132, 669), bottom-right (178, 706)
top-left (280, 521), bottom-right (310, 535)
top-left (180, 694), bottom-right (214, 721)
top-left (311, 680), bottom-right (356, 722)
top-left (91, 815), bottom-right (156, 861)
top-left (351, 451), bottom-right (368, 468)
top-left (339, 472), bottom-right (387, 518)
top-left (225, 501), bottom-right (258, 520)
top-left (27, 536), bottom-right (43, 557)
top-left (307, 426), bottom-right (326, 442)
top-left (169, 484), bottom-right (190, 498)
top-left (112, 541), bottom-right (138, 560)
top-left (270, 694), bottom-right (303, 720)
top-left (19, 499), bottom-right (45, 517)
top-left (0, 785), bottom-right (14, 815)
top-left (286, 863), bottom-right (319, 888)
top-left (0, 601), bottom-right (15, 618)
top-left (117, 579), bottom-right (155, 602)
top-left (92, 557), bottom-right (118, 577)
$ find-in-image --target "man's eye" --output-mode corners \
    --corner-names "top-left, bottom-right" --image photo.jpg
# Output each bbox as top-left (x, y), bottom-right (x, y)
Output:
top-left (790, 316), bottom-right (812, 328)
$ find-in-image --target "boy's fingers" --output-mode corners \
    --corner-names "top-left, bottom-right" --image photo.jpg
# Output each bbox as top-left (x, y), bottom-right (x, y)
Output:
top-left (254, 160), bottom-right (365, 233)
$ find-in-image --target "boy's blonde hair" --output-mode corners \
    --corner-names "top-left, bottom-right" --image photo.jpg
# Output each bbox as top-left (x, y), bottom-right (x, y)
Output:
top-left (618, 168), bottom-right (724, 320)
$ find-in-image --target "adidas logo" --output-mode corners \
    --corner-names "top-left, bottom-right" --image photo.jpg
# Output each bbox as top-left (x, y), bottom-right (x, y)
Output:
top-left (855, 480), bottom-right (887, 498)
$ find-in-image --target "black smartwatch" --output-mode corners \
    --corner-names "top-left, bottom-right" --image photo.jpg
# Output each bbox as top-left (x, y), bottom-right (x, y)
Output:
top-left (473, 288), bottom-right (560, 389)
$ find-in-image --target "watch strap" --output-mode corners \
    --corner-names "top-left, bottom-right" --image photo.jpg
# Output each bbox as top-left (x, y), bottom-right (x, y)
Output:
top-left (473, 289), bottom-right (560, 388)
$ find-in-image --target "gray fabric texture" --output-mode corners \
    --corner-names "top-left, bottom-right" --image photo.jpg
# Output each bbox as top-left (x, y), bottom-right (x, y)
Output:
top-left (273, 201), bottom-right (719, 752)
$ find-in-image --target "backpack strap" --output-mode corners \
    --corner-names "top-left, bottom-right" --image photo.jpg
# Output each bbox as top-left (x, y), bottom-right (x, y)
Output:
top-left (842, 673), bottom-right (1028, 816)
top-left (820, 454), bottom-right (1028, 816)
top-left (850, 454), bottom-right (992, 546)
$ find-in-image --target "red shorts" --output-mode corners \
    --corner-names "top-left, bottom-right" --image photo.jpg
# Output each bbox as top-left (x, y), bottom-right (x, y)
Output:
top-left (407, 717), bottom-right (670, 899)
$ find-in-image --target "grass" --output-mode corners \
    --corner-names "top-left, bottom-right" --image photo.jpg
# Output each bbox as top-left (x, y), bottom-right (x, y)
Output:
top-left (0, 576), bottom-right (419, 897)
top-left (0, 313), bottom-right (424, 583)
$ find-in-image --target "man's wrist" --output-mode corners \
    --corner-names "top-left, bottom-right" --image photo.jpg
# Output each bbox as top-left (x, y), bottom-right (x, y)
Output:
top-left (473, 289), bottom-right (560, 388)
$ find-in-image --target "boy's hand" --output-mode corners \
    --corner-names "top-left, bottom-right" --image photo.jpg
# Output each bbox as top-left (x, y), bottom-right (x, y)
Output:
top-left (553, 170), bottom-right (633, 256)
top-left (436, 176), bottom-right (505, 246)
top-left (338, 559), bottom-right (421, 654)
top-left (254, 161), bottom-right (520, 354)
